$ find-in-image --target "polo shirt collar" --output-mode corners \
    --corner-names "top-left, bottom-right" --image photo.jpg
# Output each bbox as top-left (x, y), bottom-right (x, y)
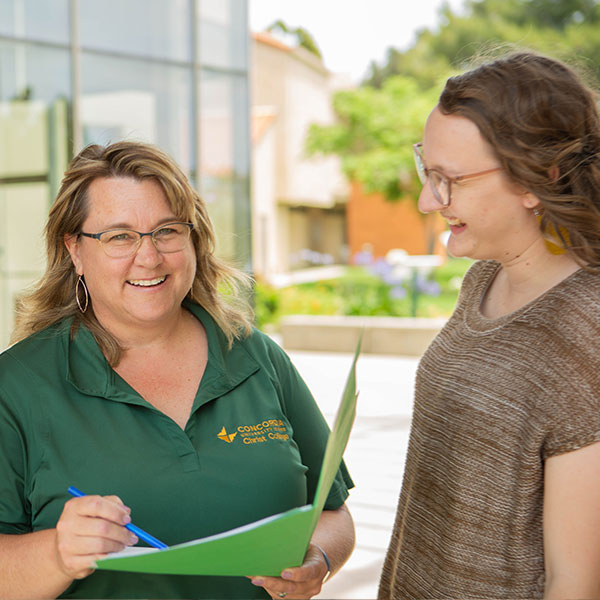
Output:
top-left (184, 300), bottom-right (260, 410)
top-left (66, 302), bottom-right (259, 409)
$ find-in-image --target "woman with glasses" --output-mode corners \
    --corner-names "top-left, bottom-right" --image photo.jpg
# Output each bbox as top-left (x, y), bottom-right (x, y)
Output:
top-left (379, 51), bottom-right (600, 599)
top-left (0, 141), bottom-right (354, 599)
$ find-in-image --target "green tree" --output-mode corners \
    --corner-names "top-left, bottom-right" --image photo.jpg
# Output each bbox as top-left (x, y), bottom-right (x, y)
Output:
top-left (266, 20), bottom-right (323, 59)
top-left (364, 0), bottom-right (600, 88)
top-left (308, 0), bottom-right (600, 209)
top-left (306, 77), bottom-right (440, 201)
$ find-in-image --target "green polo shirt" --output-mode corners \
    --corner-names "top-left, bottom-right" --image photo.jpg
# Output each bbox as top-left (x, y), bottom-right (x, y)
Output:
top-left (0, 301), bottom-right (353, 599)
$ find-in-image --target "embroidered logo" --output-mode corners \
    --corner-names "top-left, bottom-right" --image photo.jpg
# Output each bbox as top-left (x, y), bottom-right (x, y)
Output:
top-left (217, 426), bottom-right (237, 443)
top-left (217, 419), bottom-right (291, 445)
top-left (236, 419), bottom-right (290, 445)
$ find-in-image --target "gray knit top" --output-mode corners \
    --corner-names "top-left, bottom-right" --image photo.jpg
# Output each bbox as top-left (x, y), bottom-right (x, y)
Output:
top-left (379, 260), bottom-right (600, 599)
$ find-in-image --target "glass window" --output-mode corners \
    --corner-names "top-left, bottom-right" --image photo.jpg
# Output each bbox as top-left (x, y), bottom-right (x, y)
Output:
top-left (199, 69), bottom-right (249, 178)
top-left (198, 0), bottom-right (247, 70)
top-left (80, 53), bottom-right (195, 173)
top-left (0, 41), bottom-right (70, 192)
top-left (201, 176), bottom-right (251, 270)
top-left (0, 0), bottom-right (69, 44)
top-left (0, 41), bottom-right (71, 105)
top-left (0, 41), bottom-right (70, 349)
top-left (79, 0), bottom-right (192, 61)
top-left (199, 69), bottom-right (251, 268)
top-left (0, 183), bottom-right (48, 348)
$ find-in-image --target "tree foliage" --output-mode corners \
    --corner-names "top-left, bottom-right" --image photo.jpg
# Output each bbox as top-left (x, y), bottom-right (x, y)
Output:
top-left (308, 0), bottom-right (600, 202)
top-left (266, 20), bottom-right (323, 59)
top-left (306, 77), bottom-right (440, 201)
top-left (365, 0), bottom-right (600, 89)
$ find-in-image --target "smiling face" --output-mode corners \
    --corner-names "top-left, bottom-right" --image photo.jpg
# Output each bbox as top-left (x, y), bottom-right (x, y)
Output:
top-left (65, 176), bottom-right (196, 338)
top-left (418, 106), bottom-right (542, 262)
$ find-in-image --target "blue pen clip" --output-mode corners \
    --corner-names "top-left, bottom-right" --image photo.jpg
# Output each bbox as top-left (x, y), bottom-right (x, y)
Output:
top-left (67, 486), bottom-right (168, 550)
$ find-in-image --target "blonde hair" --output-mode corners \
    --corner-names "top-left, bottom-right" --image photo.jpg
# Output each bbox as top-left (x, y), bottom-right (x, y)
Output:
top-left (12, 141), bottom-right (253, 364)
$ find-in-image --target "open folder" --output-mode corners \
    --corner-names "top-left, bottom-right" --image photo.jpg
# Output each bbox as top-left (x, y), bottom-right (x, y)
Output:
top-left (95, 338), bottom-right (361, 577)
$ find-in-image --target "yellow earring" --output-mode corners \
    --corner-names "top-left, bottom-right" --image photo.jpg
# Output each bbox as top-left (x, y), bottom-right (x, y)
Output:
top-left (536, 214), bottom-right (568, 255)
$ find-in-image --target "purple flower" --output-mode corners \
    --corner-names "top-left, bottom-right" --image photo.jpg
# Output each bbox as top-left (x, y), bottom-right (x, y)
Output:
top-left (353, 250), bottom-right (373, 266)
top-left (369, 258), bottom-right (392, 278)
top-left (416, 277), bottom-right (441, 296)
top-left (390, 285), bottom-right (407, 299)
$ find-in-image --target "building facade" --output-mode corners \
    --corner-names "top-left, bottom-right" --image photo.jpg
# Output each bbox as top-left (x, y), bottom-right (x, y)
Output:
top-left (250, 31), bottom-right (348, 282)
top-left (0, 0), bottom-right (251, 349)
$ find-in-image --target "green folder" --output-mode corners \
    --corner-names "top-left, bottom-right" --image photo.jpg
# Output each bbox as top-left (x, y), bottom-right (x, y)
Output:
top-left (96, 339), bottom-right (361, 577)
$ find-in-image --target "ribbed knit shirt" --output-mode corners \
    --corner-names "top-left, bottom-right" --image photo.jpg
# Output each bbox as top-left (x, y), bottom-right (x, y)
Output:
top-left (379, 260), bottom-right (600, 599)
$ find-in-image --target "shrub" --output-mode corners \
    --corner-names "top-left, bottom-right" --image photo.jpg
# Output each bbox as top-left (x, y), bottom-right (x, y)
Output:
top-left (254, 258), bottom-right (473, 330)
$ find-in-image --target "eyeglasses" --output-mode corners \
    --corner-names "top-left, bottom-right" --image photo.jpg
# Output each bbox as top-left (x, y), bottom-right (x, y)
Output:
top-left (413, 142), bottom-right (503, 208)
top-left (80, 222), bottom-right (194, 258)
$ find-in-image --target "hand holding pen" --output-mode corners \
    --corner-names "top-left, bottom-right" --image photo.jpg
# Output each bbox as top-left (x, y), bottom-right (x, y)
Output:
top-left (53, 486), bottom-right (167, 581)
top-left (68, 487), bottom-right (168, 549)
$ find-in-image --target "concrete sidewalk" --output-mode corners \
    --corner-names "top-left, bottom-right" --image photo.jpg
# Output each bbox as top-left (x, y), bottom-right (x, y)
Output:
top-left (285, 348), bottom-right (419, 600)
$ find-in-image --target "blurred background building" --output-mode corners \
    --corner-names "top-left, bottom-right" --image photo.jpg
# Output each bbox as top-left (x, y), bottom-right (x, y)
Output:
top-left (0, 0), bottom-right (251, 349)
top-left (250, 30), bottom-right (349, 281)
top-left (0, 0), bottom-right (455, 350)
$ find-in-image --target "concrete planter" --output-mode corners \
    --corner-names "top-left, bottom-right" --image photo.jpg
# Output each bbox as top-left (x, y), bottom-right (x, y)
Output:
top-left (280, 314), bottom-right (446, 356)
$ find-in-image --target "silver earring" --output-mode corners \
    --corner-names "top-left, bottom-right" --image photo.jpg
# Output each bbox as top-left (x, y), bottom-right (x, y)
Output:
top-left (76, 275), bottom-right (89, 313)
top-left (533, 207), bottom-right (542, 217)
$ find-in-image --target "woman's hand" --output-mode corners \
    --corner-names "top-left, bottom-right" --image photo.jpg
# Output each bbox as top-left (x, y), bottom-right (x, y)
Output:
top-left (249, 505), bottom-right (354, 599)
top-left (249, 544), bottom-right (329, 599)
top-left (54, 494), bottom-right (137, 580)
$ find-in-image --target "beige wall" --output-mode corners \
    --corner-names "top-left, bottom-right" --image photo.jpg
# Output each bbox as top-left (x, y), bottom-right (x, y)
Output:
top-left (252, 116), bottom-right (284, 274)
top-left (250, 33), bottom-right (349, 280)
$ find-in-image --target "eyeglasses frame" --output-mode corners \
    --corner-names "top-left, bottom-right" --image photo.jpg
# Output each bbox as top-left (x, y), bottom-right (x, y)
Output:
top-left (413, 142), bottom-right (503, 208)
top-left (79, 222), bottom-right (194, 257)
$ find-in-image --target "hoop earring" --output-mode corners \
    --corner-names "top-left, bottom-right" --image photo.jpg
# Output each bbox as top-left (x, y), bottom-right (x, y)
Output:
top-left (76, 275), bottom-right (89, 313)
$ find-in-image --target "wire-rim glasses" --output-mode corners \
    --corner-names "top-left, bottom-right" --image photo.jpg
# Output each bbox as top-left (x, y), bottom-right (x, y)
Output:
top-left (413, 142), bottom-right (503, 208)
top-left (80, 222), bottom-right (194, 258)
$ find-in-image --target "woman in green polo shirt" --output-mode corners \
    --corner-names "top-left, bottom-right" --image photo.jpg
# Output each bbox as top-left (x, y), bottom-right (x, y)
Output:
top-left (0, 141), bottom-right (355, 599)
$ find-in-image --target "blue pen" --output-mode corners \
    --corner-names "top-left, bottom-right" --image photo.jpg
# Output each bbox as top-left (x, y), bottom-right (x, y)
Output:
top-left (67, 486), bottom-right (168, 550)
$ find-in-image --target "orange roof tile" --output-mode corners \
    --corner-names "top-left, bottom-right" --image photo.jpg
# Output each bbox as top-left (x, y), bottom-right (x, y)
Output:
top-left (252, 31), bottom-right (292, 53)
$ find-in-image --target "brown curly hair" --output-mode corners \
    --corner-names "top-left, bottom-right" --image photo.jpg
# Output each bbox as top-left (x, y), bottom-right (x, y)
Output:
top-left (439, 50), bottom-right (600, 266)
top-left (12, 141), bottom-right (253, 364)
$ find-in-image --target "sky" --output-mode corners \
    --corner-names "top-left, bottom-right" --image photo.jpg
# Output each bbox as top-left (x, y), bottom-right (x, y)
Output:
top-left (248, 0), bottom-right (467, 83)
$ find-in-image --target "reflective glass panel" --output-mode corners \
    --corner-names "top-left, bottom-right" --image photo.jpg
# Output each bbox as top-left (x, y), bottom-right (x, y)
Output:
top-left (79, 0), bottom-right (192, 61)
top-left (201, 176), bottom-right (251, 270)
top-left (80, 53), bottom-right (194, 173)
top-left (200, 69), bottom-right (251, 268)
top-left (0, 0), bottom-right (69, 44)
top-left (0, 41), bottom-right (70, 349)
top-left (0, 41), bottom-right (70, 185)
top-left (0, 41), bottom-right (71, 105)
top-left (198, 0), bottom-right (247, 70)
top-left (199, 69), bottom-right (249, 178)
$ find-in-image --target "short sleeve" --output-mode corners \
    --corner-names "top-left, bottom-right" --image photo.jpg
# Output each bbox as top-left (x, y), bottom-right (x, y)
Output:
top-left (0, 369), bottom-right (32, 533)
top-left (265, 340), bottom-right (354, 509)
top-left (540, 308), bottom-right (600, 460)
top-left (541, 364), bottom-right (600, 460)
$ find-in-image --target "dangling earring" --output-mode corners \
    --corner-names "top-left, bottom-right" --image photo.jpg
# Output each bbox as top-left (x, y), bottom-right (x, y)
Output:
top-left (534, 209), bottom-right (568, 255)
top-left (76, 275), bottom-right (89, 313)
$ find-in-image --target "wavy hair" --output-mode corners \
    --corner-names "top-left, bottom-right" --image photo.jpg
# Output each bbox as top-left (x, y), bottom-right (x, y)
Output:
top-left (11, 141), bottom-right (253, 364)
top-left (439, 50), bottom-right (600, 266)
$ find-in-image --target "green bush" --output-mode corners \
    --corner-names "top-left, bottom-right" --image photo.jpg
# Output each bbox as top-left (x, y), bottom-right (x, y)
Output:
top-left (254, 258), bottom-right (474, 330)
